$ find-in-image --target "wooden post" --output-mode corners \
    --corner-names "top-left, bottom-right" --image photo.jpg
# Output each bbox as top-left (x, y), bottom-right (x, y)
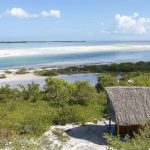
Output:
top-left (109, 118), bottom-right (111, 133)
top-left (127, 126), bottom-right (129, 135)
top-left (117, 125), bottom-right (120, 137)
top-left (115, 124), bottom-right (117, 134)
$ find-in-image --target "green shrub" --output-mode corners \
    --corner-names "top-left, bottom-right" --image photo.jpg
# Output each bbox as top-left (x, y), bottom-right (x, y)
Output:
top-left (0, 85), bottom-right (18, 100)
top-left (96, 74), bottom-right (118, 92)
top-left (4, 70), bottom-right (12, 74)
top-left (0, 74), bottom-right (6, 79)
top-left (52, 93), bottom-right (106, 125)
top-left (15, 68), bottom-right (29, 74)
top-left (70, 81), bottom-right (98, 105)
top-left (45, 77), bottom-right (71, 102)
top-left (121, 72), bottom-right (143, 81)
top-left (119, 72), bottom-right (150, 86)
top-left (104, 125), bottom-right (150, 150)
top-left (34, 69), bottom-right (58, 76)
top-left (19, 82), bottom-right (42, 102)
top-left (0, 101), bottom-right (56, 136)
top-left (52, 106), bottom-right (83, 125)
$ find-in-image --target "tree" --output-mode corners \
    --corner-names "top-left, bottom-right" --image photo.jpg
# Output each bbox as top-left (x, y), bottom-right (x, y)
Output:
top-left (96, 75), bottom-right (118, 92)
top-left (70, 81), bottom-right (97, 105)
top-left (19, 82), bottom-right (41, 102)
top-left (45, 78), bottom-right (72, 123)
top-left (0, 85), bottom-right (17, 101)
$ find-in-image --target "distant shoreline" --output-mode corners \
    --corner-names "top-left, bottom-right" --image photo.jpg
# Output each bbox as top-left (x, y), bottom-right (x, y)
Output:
top-left (1, 40), bottom-right (150, 43)
top-left (0, 44), bottom-right (150, 58)
top-left (0, 41), bottom-right (87, 44)
top-left (0, 41), bottom-right (150, 69)
top-left (0, 62), bottom-right (108, 70)
top-left (0, 60), bottom-right (149, 70)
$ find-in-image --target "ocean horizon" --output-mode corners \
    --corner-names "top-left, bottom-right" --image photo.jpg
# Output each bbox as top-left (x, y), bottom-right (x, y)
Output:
top-left (0, 41), bottom-right (150, 69)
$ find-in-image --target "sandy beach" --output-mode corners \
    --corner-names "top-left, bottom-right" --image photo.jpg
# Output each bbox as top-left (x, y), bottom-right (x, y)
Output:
top-left (0, 44), bottom-right (150, 58)
top-left (41, 120), bottom-right (115, 150)
top-left (0, 68), bottom-right (99, 87)
top-left (0, 69), bottom-right (47, 87)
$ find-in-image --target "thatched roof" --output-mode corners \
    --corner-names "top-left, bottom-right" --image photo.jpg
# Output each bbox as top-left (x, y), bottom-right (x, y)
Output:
top-left (105, 87), bottom-right (150, 126)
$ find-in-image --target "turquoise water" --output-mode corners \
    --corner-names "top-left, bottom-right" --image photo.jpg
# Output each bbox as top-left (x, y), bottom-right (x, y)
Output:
top-left (0, 41), bottom-right (150, 68)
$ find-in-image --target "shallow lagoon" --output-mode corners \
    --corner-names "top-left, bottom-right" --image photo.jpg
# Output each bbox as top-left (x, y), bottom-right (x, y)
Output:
top-left (0, 73), bottom-right (99, 88)
top-left (57, 73), bottom-right (99, 85)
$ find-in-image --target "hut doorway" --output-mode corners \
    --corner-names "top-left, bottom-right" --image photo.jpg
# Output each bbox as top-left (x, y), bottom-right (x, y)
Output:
top-left (116, 125), bottom-right (142, 136)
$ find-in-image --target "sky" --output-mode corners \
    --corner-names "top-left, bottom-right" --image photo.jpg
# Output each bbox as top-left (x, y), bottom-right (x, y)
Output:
top-left (0, 0), bottom-right (150, 41)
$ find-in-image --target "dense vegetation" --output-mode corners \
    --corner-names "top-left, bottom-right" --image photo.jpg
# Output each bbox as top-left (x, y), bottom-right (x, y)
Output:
top-left (56, 61), bottom-right (150, 74)
top-left (33, 62), bottom-right (150, 78)
top-left (96, 72), bottom-right (150, 92)
top-left (0, 62), bottom-right (150, 149)
top-left (0, 78), bottom-right (106, 149)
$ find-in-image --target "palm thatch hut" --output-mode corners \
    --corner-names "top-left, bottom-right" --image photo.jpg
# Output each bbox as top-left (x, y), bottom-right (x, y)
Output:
top-left (105, 86), bottom-right (150, 135)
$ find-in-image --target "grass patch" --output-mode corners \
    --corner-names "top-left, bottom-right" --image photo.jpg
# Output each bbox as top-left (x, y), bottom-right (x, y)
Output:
top-left (52, 128), bottom-right (69, 143)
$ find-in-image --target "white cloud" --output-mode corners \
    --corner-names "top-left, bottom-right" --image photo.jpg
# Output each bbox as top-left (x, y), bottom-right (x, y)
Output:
top-left (133, 12), bottom-right (139, 18)
top-left (40, 10), bottom-right (61, 18)
top-left (49, 10), bottom-right (61, 18)
top-left (5, 8), bottom-right (35, 18)
top-left (115, 13), bottom-right (150, 34)
top-left (0, 7), bottom-right (61, 19)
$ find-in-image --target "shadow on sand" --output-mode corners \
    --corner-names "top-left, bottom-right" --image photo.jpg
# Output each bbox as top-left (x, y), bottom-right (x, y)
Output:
top-left (65, 123), bottom-right (115, 145)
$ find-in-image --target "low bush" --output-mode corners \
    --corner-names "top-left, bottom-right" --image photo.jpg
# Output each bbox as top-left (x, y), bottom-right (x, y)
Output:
top-left (52, 106), bottom-right (83, 125)
top-left (19, 82), bottom-right (42, 102)
top-left (4, 70), bottom-right (12, 74)
top-left (96, 74), bottom-right (118, 92)
top-left (104, 125), bottom-right (150, 150)
top-left (0, 85), bottom-right (19, 101)
top-left (15, 68), bottom-right (29, 74)
top-left (34, 69), bottom-right (58, 76)
top-left (70, 81), bottom-right (98, 105)
top-left (0, 101), bottom-right (56, 136)
top-left (95, 72), bottom-right (150, 91)
top-left (0, 74), bottom-right (6, 79)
